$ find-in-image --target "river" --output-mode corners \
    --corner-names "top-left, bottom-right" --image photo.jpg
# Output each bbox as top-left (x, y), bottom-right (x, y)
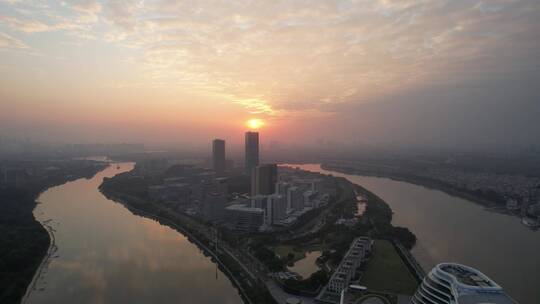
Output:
top-left (289, 164), bottom-right (539, 304)
top-left (26, 163), bottom-right (243, 304)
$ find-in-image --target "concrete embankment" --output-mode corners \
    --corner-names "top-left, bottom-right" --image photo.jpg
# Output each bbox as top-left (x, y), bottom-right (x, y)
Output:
top-left (393, 241), bottom-right (425, 283)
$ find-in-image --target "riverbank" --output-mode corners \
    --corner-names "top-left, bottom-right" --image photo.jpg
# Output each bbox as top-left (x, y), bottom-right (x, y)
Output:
top-left (0, 161), bottom-right (107, 304)
top-left (99, 163), bottom-right (424, 303)
top-left (306, 163), bottom-right (539, 303)
top-left (278, 164), bottom-right (421, 302)
top-left (98, 185), bottom-right (276, 304)
top-left (20, 219), bottom-right (57, 304)
top-left (321, 163), bottom-right (511, 211)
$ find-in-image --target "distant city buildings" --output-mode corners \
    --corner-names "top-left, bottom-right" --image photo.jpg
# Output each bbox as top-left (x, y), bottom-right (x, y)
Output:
top-left (411, 263), bottom-right (516, 304)
top-left (212, 139), bottom-right (226, 176)
top-left (245, 131), bottom-right (259, 175)
top-left (215, 166), bottom-right (334, 231)
top-left (327, 161), bottom-right (540, 222)
top-left (142, 162), bottom-right (333, 231)
top-left (0, 159), bottom-right (104, 190)
top-left (135, 158), bottom-right (169, 176)
top-left (140, 131), bottom-right (335, 232)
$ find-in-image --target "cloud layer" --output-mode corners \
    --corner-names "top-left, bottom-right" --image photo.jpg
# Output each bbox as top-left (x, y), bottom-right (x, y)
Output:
top-left (0, 0), bottom-right (539, 147)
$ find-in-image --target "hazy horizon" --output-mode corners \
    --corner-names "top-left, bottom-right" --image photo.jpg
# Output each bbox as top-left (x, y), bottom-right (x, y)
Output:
top-left (1, 0), bottom-right (539, 151)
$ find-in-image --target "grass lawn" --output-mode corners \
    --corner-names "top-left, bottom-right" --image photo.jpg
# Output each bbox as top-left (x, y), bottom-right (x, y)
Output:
top-left (272, 245), bottom-right (305, 262)
top-left (360, 240), bottom-right (418, 295)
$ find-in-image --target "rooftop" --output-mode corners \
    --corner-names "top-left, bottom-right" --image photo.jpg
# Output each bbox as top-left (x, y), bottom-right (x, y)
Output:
top-left (439, 263), bottom-right (496, 288)
top-left (435, 263), bottom-right (517, 304)
top-left (225, 204), bottom-right (264, 213)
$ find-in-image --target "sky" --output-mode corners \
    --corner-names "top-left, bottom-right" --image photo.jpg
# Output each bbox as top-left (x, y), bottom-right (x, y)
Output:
top-left (1, 0), bottom-right (539, 150)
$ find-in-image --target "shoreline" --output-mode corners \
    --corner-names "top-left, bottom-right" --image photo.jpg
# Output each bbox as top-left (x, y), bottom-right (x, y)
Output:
top-left (14, 162), bottom-right (108, 304)
top-left (321, 164), bottom-right (516, 214)
top-left (99, 163), bottom-right (423, 303)
top-left (20, 217), bottom-right (57, 304)
top-left (99, 188), bottom-right (260, 304)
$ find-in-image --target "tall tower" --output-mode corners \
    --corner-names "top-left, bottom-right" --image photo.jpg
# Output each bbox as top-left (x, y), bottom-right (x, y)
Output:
top-left (251, 164), bottom-right (277, 195)
top-left (212, 139), bottom-right (226, 176)
top-left (244, 131), bottom-right (259, 175)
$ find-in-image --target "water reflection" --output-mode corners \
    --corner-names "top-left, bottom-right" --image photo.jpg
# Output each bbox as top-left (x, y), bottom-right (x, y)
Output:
top-left (288, 251), bottom-right (322, 279)
top-left (28, 163), bottom-right (242, 304)
top-left (288, 164), bottom-right (539, 304)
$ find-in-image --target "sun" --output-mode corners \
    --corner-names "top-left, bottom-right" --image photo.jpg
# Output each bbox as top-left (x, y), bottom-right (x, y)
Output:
top-left (246, 118), bottom-right (264, 129)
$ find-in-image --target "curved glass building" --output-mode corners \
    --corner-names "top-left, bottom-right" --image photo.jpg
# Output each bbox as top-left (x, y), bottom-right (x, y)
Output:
top-left (411, 263), bottom-right (516, 304)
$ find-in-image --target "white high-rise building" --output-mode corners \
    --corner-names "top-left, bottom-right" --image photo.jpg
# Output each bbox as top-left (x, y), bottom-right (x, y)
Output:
top-left (287, 186), bottom-right (303, 212)
top-left (250, 194), bottom-right (267, 208)
top-left (303, 190), bottom-right (317, 207)
top-left (270, 194), bottom-right (287, 222)
top-left (276, 182), bottom-right (290, 196)
top-left (256, 194), bottom-right (287, 226)
top-left (411, 263), bottom-right (516, 304)
top-left (262, 196), bottom-right (273, 226)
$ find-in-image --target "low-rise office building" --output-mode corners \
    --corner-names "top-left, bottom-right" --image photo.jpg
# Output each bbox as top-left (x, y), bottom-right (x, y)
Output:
top-left (224, 203), bottom-right (264, 232)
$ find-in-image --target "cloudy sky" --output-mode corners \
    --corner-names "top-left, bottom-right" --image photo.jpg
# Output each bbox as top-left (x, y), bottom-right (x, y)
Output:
top-left (1, 0), bottom-right (539, 149)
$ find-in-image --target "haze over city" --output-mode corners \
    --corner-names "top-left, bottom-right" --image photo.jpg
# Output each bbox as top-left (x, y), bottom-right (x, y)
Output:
top-left (1, 2), bottom-right (540, 304)
top-left (1, 0), bottom-right (539, 150)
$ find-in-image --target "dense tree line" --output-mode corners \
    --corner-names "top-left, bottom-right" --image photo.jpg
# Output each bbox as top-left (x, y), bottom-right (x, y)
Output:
top-left (0, 162), bottom-right (105, 304)
top-left (252, 246), bottom-right (285, 272)
top-left (0, 188), bottom-right (50, 304)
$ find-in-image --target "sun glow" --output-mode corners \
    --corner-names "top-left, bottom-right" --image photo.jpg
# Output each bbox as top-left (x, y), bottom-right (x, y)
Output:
top-left (246, 118), bottom-right (264, 129)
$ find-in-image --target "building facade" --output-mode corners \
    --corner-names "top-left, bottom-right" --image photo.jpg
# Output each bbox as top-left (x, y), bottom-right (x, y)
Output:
top-left (251, 164), bottom-right (277, 195)
top-left (212, 139), bottom-right (226, 176)
top-left (411, 263), bottom-right (516, 304)
top-left (224, 203), bottom-right (264, 231)
top-left (244, 131), bottom-right (259, 175)
top-left (317, 237), bottom-right (373, 303)
top-left (287, 186), bottom-right (304, 212)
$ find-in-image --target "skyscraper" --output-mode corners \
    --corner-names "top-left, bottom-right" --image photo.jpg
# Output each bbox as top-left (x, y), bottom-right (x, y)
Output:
top-left (244, 131), bottom-right (259, 175)
top-left (251, 164), bottom-right (277, 195)
top-left (212, 139), bottom-right (226, 176)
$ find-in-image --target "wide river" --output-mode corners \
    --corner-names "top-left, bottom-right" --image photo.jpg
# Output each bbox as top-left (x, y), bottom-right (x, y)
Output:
top-left (291, 164), bottom-right (539, 304)
top-left (26, 163), bottom-right (242, 304)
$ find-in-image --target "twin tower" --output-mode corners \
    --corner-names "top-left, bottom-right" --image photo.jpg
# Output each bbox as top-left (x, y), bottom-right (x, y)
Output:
top-left (212, 131), bottom-right (259, 176)
top-left (212, 131), bottom-right (276, 195)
